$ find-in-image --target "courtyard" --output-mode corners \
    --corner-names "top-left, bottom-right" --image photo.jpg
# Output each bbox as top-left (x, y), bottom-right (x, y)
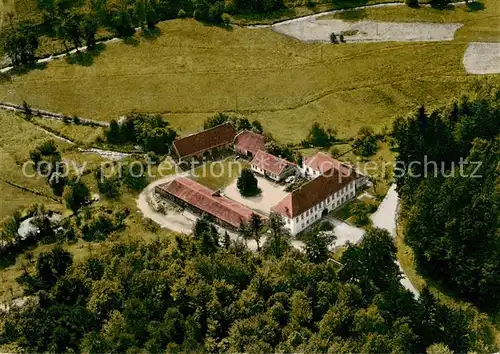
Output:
top-left (223, 175), bottom-right (289, 216)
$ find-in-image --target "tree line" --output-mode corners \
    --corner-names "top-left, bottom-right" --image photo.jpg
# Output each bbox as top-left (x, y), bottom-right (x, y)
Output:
top-left (392, 88), bottom-right (500, 310)
top-left (0, 219), bottom-right (495, 353)
top-left (1, 0), bottom-right (284, 66)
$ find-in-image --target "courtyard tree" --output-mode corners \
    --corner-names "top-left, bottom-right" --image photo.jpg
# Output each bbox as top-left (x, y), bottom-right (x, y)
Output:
top-left (237, 168), bottom-right (259, 197)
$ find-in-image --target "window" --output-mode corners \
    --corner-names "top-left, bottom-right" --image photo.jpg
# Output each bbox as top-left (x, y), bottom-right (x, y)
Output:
top-left (301, 215), bottom-right (304, 221)
top-left (301, 223), bottom-right (304, 229)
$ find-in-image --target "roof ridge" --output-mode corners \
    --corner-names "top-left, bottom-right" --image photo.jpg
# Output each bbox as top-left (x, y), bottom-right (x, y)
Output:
top-left (174, 121), bottom-right (233, 142)
top-left (175, 177), bottom-right (261, 217)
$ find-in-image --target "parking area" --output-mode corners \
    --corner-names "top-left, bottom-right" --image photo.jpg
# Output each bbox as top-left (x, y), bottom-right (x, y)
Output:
top-left (223, 175), bottom-right (289, 215)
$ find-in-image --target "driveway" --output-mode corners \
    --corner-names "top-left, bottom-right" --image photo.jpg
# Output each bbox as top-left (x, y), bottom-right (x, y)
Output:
top-left (325, 217), bottom-right (365, 248)
top-left (371, 184), bottom-right (420, 298)
top-left (223, 175), bottom-right (289, 215)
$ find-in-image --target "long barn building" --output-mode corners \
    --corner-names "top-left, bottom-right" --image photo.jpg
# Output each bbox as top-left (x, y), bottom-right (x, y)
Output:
top-left (155, 177), bottom-right (265, 230)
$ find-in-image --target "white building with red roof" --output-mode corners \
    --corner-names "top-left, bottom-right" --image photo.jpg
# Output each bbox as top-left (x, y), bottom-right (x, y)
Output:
top-left (155, 177), bottom-right (265, 229)
top-left (302, 151), bottom-right (368, 187)
top-left (250, 150), bottom-right (298, 182)
top-left (272, 167), bottom-right (357, 235)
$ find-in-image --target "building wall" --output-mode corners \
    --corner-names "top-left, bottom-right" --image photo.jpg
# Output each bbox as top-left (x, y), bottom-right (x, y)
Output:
top-left (282, 180), bottom-right (357, 235)
top-left (251, 164), bottom-right (297, 182)
top-left (154, 187), bottom-right (241, 230)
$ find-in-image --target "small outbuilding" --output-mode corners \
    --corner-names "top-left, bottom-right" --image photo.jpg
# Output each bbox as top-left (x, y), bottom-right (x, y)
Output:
top-left (234, 130), bottom-right (266, 157)
top-left (250, 150), bottom-right (298, 182)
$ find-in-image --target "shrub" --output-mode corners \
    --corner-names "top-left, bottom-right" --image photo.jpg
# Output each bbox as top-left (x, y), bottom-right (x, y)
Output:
top-left (353, 126), bottom-right (378, 158)
top-left (330, 32), bottom-right (338, 44)
top-left (221, 13), bottom-right (231, 24)
top-left (304, 122), bottom-right (336, 147)
top-left (405, 0), bottom-right (419, 7)
top-left (178, 9), bottom-right (187, 17)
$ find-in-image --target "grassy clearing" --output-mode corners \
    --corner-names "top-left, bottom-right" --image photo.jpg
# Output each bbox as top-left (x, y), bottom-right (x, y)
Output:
top-left (1, 19), bottom-right (498, 144)
top-left (192, 157), bottom-right (249, 190)
top-left (0, 111), bottom-right (72, 220)
top-left (31, 117), bottom-right (105, 145)
top-left (338, 141), bottom-right (394, 197)
top-left (319, 0), bottom-right (500, 42)
top-left (0, 110), bottom-right (112, 220)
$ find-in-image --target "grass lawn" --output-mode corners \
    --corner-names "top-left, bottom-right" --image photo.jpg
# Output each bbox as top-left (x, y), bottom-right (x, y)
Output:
top-left (31, 117), bottom-right (105, 146)
top-left (0, 111), bottom-right (72, 220)
top-left (319, 0), bottom-right (500, 42)
top-left (192, 157), bottom-right (249, 190)
top-left (0, 19), bottom-right (498, 144)
top-left (338, 141), bottom-right (394, 197)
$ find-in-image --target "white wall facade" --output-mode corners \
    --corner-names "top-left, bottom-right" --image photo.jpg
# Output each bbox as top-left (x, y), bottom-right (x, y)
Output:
top-left (282, 180), bottom-right (356, 235)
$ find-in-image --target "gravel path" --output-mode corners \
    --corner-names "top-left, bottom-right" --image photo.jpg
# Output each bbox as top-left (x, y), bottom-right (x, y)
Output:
top-left (463, 42), bottom-right (500, 74)
top-left (371, 184), bottom-right (419, 298)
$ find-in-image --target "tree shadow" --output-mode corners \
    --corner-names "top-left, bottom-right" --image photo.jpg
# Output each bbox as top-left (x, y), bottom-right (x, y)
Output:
top-left (332, 9), bottom-right (367, 21)
top-left (199, 20), bottom-right (234, 31)
top-left (0, 72), bottom-right (12, 83)
top-left (466, 1), bottom-right (485, 12)
top-left (123, 36), bottom-right (140, 46)
top-left (231, 7), bottom-right (297, 24)
top-left (65, 43), bottom-right (106, 67)
top-left (10, 62), bottom-right (48, 76)
top-left (331, 0), bottom-right (370, 10)
top-left (140, 26), bottom-right (162, 41)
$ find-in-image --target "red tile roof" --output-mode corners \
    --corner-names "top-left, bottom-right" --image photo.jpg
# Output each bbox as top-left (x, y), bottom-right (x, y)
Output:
top-left (251, 150), bottom-right (296, 176)
top-left (172, 123), bottom-right (237, 159)
top-left (272, 168), bottom-right (356, 218)
top-left (234, 130), bottom-right (266, 155)
top-left (303, 151), bottom-right (354, 176)
top-left (157, 177), bottom-right (264, 228)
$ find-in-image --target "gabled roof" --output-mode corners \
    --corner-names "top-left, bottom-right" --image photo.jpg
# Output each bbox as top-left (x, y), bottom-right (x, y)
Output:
top-left (157, 177), bottom-right (264, 228)
top-left (272, 168), bottom-right (356, 218)
top-left (172, 123), bottom-right (237, 159)
top-left (303, 151), bottom-right (354, 176)
top-left (250, 150), bottom-right (296, 176)
top-left (234, 130), bottom-right (266, 155)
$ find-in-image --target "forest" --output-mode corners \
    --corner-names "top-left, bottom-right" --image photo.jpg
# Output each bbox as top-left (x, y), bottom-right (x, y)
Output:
top-left (392, 87), bottom-right (500, 310)
top-left (0, 218), bottom-right (496, 353)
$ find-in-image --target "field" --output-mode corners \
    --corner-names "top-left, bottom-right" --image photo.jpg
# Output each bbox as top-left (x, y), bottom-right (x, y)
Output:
top-left (319, 0), bottom-right (500, 42)
top-left (30, 117), bottom-right (105, 145)
top-left (0, 111), bottom-right (71, 221)
top-left (1, 18), bottom-right (499, 144)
